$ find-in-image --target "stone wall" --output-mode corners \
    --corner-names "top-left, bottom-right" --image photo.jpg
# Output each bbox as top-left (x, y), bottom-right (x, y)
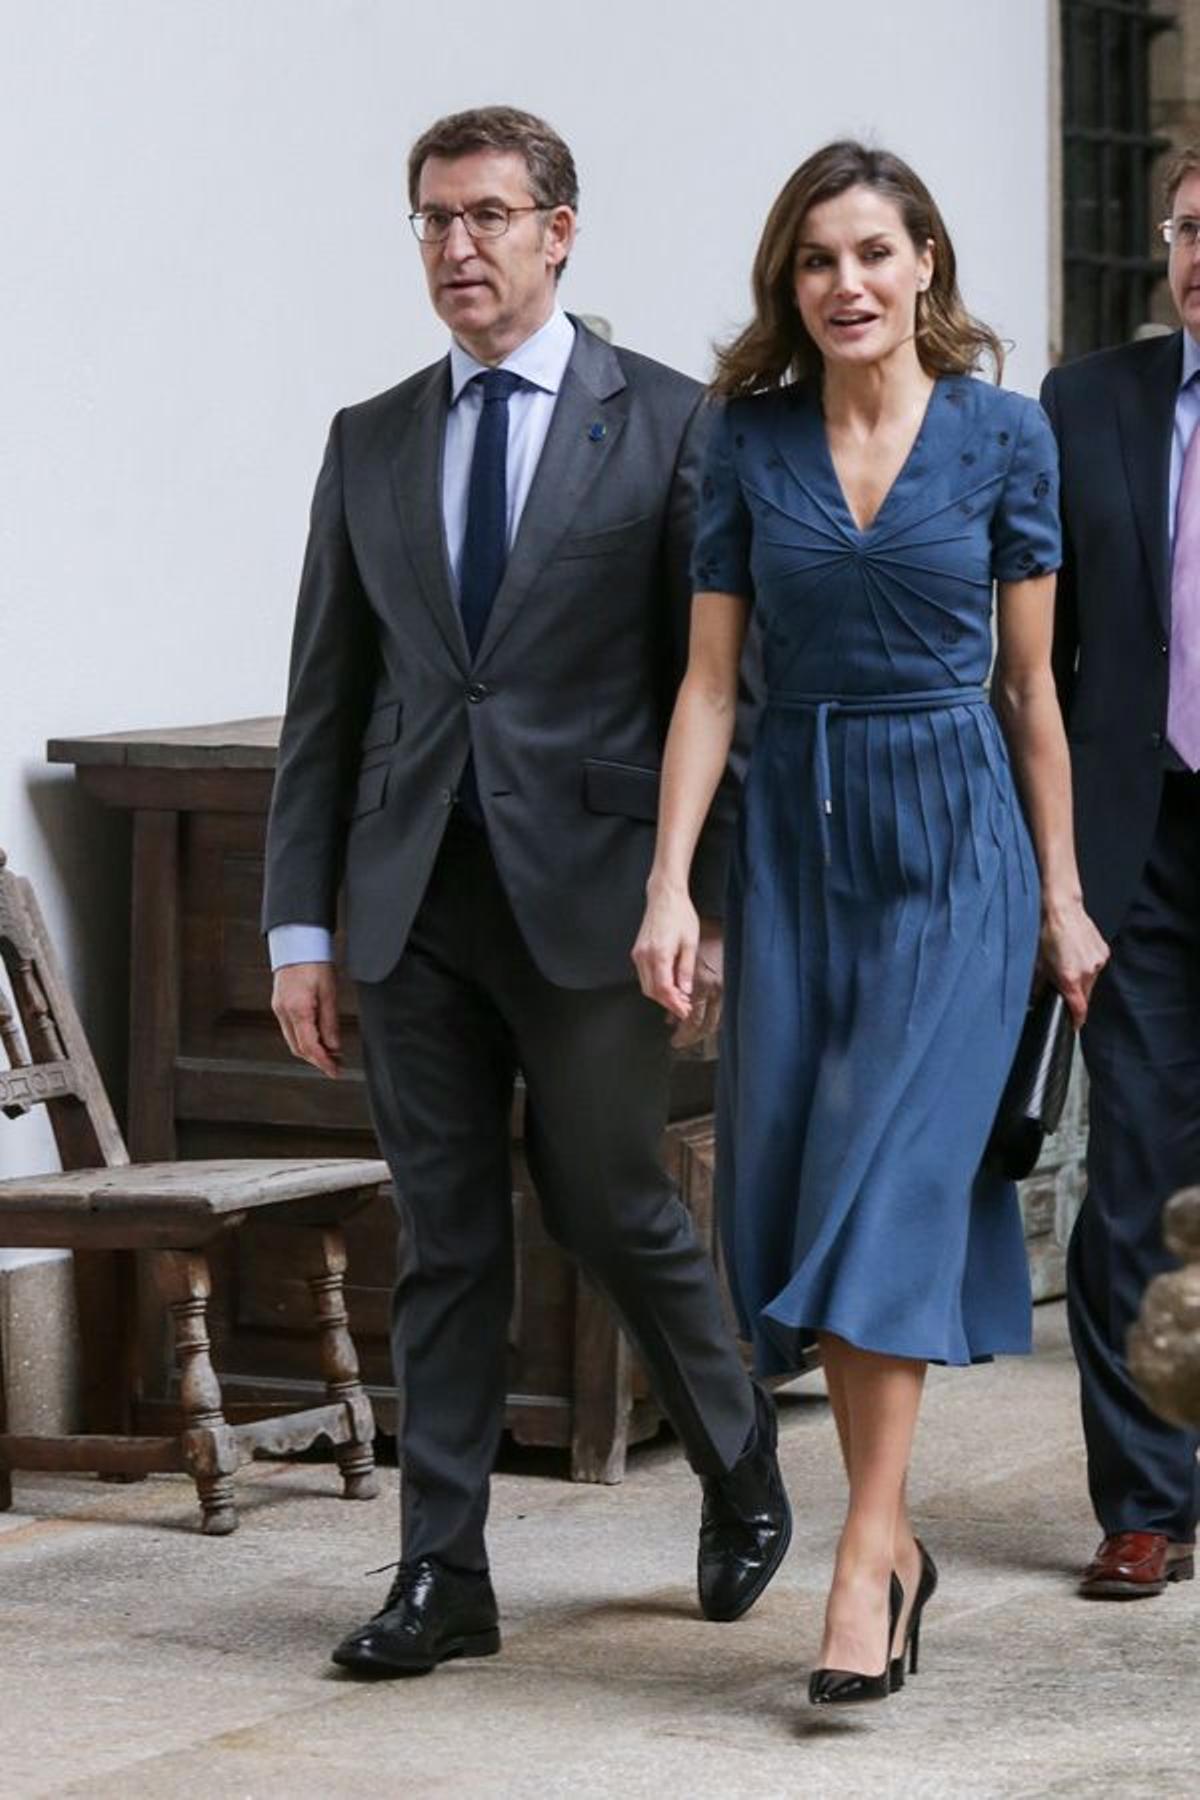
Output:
top-left (1149, 0), bottom-right (1200, 327)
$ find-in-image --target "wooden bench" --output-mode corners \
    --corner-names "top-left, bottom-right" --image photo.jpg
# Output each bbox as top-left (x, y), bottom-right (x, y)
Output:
top-left (0, 846), bottom-right (384, 1533)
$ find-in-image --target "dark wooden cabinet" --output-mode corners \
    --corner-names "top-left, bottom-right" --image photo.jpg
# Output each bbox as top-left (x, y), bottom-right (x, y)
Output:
top-left (48, 719), bottom-right (739, 1480)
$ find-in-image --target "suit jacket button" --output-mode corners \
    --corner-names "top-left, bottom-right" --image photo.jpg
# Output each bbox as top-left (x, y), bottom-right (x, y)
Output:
top-left (1150, 731), bottom-right (1163, 748)
top-left (466, 682), bottom-right (489, 703)
top-left (1160, 641), bottom-right (1169, 655)
top-left (440, 788), bottom-right (454, 805)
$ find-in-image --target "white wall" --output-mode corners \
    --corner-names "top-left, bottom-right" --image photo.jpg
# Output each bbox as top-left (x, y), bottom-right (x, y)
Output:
top-left (0, 0), bottom-right (1053, 1189)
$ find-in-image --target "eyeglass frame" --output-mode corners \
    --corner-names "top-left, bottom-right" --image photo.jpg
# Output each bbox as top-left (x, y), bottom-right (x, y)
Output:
top-left (1159, 215), bottom-right (1200, 249)
top-left (408, 201), bottom-right (569, 245)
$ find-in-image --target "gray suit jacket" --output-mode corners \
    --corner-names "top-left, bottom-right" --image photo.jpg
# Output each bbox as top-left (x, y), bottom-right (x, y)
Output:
top-left (262, 320), bottom-right (745, 987)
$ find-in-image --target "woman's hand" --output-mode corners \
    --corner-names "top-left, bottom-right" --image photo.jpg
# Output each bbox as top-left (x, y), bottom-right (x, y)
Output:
top-left (672, 920), bottom-right (724, 1048)
top-left (1039, 898), bottom-right (1109, 1029)
top-left (633, 877), bottom-right (701, 1025)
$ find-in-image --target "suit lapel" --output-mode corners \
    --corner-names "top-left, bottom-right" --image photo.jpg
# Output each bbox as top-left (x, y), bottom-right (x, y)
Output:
top-left (1116, 331), bottom-right (1182, 630)
top-left (387, 359), bottom-right (469, 668)
top-left (473, 323), bottom-right (630, 669)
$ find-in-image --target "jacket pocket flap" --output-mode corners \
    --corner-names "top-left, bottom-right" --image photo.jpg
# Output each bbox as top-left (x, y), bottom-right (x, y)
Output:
top-left (350, 761), bottom-right (389, 818)
top-left (361, 701), bottom-right (401, 751)
top-left (556, 513), bottom-right (654, 560)
top-left (582, 758), bottom-right (660, 821)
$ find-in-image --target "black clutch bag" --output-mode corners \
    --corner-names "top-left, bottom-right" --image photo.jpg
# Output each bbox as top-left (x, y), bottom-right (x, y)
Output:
top-left (984, 987), bottom-right (1076, 1181)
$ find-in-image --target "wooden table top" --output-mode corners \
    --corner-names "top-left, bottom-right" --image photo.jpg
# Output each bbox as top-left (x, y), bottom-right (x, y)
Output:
top-left (47, 717), bottom-right (282, 770)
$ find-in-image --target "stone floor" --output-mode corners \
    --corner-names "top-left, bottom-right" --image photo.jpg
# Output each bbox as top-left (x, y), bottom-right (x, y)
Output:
top-left (1, 1302), bottom-right (1196, 1799)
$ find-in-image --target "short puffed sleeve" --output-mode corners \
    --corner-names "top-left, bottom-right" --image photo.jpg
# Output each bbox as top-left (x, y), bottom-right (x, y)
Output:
top-left (690, 404), bottom-right (754, 599)
top-left (990, 396), bottom-right (1062, 583)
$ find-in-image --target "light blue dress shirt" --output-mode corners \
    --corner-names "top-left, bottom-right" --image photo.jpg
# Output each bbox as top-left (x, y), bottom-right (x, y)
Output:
top-left (1170, 328), bottom-right (1200, 546)
top-left (269, 307), bottom-right (577, 972)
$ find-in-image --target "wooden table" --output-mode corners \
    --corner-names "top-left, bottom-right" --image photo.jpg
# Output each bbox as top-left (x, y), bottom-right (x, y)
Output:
top-left (48, 719), bottom-right (738, 1480)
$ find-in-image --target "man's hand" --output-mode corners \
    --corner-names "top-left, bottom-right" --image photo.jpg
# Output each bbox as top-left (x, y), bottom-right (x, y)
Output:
top-left (271, 962), bottom-right (342, 1078)
top-left (671, 917), bottom-right (724, 1050)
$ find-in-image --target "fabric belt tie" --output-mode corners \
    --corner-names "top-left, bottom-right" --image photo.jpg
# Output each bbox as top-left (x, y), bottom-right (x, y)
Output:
top-left (766, 686), bottom-right (988, 864)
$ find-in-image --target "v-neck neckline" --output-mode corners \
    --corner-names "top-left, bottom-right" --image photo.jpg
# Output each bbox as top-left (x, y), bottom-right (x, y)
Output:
top-left (818, 376), bottom-right (943, 536)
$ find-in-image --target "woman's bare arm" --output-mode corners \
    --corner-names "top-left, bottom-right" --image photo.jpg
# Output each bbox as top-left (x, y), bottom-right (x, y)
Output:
top-left (992, 573), bottom-right (1108, 1025)
top-left (632, 590), bottom-right (750, 1024)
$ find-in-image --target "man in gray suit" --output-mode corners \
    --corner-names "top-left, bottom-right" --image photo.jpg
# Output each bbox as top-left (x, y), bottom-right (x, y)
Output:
top-left (264, 106), bottom-right (787, 1676)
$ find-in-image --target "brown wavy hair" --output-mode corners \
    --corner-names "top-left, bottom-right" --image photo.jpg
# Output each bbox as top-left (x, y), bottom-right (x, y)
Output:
top-left (713, 140), bottom-right (1004, 398)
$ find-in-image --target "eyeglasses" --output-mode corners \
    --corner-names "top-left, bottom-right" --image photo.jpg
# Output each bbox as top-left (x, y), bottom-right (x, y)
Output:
top-left (1160, 216), bottom-right (1200, 249)
top-left (408, 203), bottom-right (560, 244)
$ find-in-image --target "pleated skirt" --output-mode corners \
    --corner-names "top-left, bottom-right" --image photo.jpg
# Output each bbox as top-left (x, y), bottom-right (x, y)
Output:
top-left (716, 697), bottom-right (1039, 1372)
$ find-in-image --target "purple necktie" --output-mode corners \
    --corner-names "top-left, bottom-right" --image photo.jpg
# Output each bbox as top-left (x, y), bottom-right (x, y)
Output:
top-left (1169, 412), bottom-right (1200, 770)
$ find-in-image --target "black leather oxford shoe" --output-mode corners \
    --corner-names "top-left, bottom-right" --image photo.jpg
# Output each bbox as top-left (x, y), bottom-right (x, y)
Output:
top-left (698, 1383), bottom-right (792, 1621)
top-left (331, 1557), bottom-right (500, 1677)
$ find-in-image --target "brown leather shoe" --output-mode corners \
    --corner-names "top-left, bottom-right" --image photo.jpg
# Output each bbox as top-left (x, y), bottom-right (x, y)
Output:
top-left (1079, 1532), bottom-right (1196, 1600)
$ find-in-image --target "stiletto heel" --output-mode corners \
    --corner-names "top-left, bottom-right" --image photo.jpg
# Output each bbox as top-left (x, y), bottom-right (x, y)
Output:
top-left (808, 1572), bottom-right (903, 1706)
top-left (889, 1539), bottom-right (938, 1692)
top-left (907, 1540), bottom-right (937, 1674)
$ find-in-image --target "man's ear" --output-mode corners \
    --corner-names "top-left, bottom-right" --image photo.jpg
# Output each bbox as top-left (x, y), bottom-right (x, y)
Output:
top-left (546, 205), bottom-right (577, 270)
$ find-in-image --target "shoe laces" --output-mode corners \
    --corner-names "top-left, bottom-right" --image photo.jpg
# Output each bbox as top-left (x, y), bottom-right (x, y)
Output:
top-left (701, 1472), bottom-right (765, 1543)
top-left (364, 1558), bottom-right (419, 1611)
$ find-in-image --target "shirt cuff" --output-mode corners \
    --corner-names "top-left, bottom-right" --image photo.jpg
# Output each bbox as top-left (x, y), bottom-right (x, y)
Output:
top-left (268, 924), bottom-right (335, 970)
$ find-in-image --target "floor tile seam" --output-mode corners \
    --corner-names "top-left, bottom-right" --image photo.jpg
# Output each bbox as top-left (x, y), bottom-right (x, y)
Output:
top-left (909, 1456), bottom-right (1089, 1495)
top-left (0, 1516), bottom-right (103, 1554)
top-left (32, 1714), bottom-right (1199, 1794)
top-left (773, 1463), bottom-right (1082, 1502)
top-left (22, 1685), bottom-right (1199, 1792)
top-left (25, 1682), bottom-right (411, 1797)
top-left (0, 1572), bottom-right (1120, 1657)
top-left (458, 1651), bottom-right (803, 1695)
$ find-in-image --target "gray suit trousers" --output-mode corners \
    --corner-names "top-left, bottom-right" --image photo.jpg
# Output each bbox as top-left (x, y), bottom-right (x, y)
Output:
top-left (357, 814), bottom-right (755, 1570)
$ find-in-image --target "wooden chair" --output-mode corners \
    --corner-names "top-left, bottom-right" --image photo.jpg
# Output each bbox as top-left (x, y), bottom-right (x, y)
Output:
top-left (0, 846), bottom-right (384, 1534)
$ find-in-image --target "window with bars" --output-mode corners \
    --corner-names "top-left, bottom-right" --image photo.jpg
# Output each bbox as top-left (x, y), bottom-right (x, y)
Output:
top-left (1061, 0), bottom-right (1171, 355)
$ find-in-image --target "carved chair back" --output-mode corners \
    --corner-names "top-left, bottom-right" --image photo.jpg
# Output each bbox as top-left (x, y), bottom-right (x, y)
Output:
top-left (0, 848), bottom-right (128, 1173)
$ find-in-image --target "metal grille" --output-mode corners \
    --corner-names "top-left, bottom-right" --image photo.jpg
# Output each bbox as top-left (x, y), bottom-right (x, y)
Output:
top-left (1062, 0), bottom-right (1171, 355)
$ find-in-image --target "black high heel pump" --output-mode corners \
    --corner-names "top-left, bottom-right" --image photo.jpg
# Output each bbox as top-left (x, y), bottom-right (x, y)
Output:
top-left (889, 1539), bottom-right (939, 1692)
top-left (808, 1572), bottom-right (904, 1706)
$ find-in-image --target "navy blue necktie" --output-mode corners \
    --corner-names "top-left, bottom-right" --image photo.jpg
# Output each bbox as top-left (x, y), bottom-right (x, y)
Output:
top-left (460, 369), bottom-right (523, 658)
top-left (457, 369), bottom-right (521, 821)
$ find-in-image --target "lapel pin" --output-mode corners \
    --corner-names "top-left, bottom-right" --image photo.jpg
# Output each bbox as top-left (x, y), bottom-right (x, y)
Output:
top-left (588, 422), bottom-right (606, 442)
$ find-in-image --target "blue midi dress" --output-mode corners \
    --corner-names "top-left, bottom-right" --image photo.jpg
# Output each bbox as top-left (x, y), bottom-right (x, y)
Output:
top-left (694, 375), bottom-right (1062, 1372)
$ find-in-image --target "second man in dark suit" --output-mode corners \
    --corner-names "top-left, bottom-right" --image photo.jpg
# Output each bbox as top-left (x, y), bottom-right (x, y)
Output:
top-left (1041, 144), bottom-right (1200, 1600)
top-left (264, 106), bottom-right (788, 1674)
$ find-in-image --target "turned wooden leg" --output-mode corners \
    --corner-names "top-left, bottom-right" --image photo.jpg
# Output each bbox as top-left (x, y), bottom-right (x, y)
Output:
top-left (155, 1250), bottom-right (239, 1534)
top-left (302, 1226), bottom-right (378, 1500)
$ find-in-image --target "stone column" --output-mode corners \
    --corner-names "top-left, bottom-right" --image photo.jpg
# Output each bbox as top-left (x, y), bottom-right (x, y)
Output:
top-left (0, 1249), bottom-right (81, 1436)
top-left (1129, 1187), bottom-right (1200, 1429)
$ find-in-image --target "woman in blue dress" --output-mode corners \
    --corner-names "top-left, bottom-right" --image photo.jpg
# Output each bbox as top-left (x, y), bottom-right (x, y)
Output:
top-left (633, 142), bottom-right (1108, 1705)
